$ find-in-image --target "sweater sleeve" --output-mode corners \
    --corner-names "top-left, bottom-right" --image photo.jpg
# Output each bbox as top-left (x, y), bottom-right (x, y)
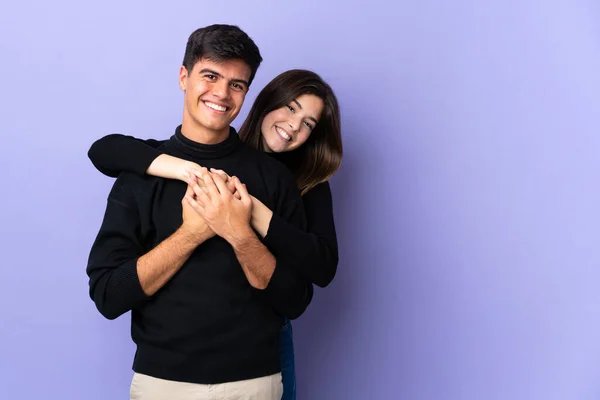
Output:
top-left (86, 174), bottom-right (149, 320)
top-left (88, 134), bottom-right (165, 178)
top-left (260, 171), bottom-right (314, 320)
top-left (264, 181), bottom-right (338, 287)
top-left (263, 254), bottom-right (314, 320)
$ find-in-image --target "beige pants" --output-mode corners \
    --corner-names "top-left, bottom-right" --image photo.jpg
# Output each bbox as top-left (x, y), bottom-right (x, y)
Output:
top-left (129, 372), bottom-right (283, 400)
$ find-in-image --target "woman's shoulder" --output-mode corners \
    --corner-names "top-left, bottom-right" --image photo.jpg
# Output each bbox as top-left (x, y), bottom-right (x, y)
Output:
top-left (303, 181), bottom-right (333, 205)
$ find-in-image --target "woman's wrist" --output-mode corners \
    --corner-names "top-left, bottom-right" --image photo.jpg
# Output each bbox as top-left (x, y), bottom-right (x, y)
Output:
top-left (250, 195), bottom-right (273, 238)
top-left (146, 154), bottom-right (198, 182)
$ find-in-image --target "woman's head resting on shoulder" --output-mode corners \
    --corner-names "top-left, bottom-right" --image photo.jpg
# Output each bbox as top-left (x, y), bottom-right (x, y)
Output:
top-left (240, 69), bottom-right (343, 194)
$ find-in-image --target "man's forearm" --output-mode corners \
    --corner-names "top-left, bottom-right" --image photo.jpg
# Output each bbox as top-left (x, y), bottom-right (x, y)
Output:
top-left (229, 228), bottom-right (276, 289)
top-left (227, 227), bottom-right (313, 319)
top-left (137, 227), bottom-right (208, 295)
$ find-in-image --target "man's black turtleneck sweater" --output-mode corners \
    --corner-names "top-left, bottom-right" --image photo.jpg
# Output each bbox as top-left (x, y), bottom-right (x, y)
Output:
top-left (86, 126), bottom-right (313, 384)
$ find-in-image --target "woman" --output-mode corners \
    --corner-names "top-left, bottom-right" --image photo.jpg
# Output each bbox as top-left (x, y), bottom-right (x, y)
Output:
top-left (88, 69), bottom-right (342, 399)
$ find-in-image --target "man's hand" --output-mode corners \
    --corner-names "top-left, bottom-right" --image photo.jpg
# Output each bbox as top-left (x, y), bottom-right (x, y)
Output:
top-left (209, 168), bottom-right (240, 199)
top-left (186, 171), bottom-right (253, 244)
top-left (185, 168), bottom-right (240, 199)
top-left (181, 184), bottom-right (215, 244)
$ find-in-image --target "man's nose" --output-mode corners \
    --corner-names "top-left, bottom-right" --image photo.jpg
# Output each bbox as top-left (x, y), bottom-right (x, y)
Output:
top-left (212, 80), bottom-right (230, 99)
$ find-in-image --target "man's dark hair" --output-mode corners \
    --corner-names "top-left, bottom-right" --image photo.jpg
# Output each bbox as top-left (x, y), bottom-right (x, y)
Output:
top-left (182, 24), bottom-right (262, 86)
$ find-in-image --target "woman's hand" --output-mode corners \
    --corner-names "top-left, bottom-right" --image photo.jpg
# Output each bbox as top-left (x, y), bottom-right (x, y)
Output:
top-left (145, 156), bottom-right (239, 198)
top-left (180, 184), bottom-right (215, 243)
top-left (187, 168), bottom-right (272, 237)
top-left (208, 168), bottom-right (240, 199)
top-left (185, 171), bottom-right (252, 244)
top-left (207, 169), bottom-right (273, 236)
top-left (146, 155), bottom-right (206, 184)
top-left (183, 167), bottom-right (240, 199)
top-left (181, 161), bottom-right (204, 183)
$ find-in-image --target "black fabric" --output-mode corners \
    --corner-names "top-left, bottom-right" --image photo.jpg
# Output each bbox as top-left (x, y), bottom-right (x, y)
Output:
top-left (87, 126), bottom-right (313, 384)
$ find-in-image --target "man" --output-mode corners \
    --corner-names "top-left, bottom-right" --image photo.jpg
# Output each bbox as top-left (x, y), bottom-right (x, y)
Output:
top-left (87, 24), bottom-right (312, 399)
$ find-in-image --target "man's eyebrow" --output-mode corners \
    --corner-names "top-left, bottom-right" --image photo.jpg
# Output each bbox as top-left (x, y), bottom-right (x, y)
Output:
top-left (199, 68), bottom-right (222, 77)
top-left (199, 69), bottom-right (249, 87)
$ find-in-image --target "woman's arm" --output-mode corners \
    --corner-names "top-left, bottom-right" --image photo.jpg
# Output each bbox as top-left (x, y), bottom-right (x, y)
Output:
top-left (206, 169), bottom-right (338, 287)
top-left (88, 134), bottom-right (165, 177)
top-left (88, 134), bottom-right (206, 183)
top-left (260, 182), bottom-right (339, 288)
top-left (210, 168), bottom-right (338, 287)
top-left (249, 195), bottom-right (274, 238)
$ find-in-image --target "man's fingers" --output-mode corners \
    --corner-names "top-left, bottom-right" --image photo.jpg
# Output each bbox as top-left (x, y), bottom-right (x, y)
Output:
top-left (184, 194), bottom-right (207, 217)
top-left (210, 169), bottom-right (235, 193)
top-left (211, 173), bottom-right (232, 196)
top-left (190, 182), bottom-right (208, 197)
top-left (210, 168), bottom-right (230, 180)
top-left (201, 171), bottom-right (220, 201)
top-left (226, 179), bottom-right (236, 193)
top-left (192, 183), bottom-right (212, 207)
top-left (213, 170), bottom-right (235, 193)
top-left (188, 167), bottom-right (207, 185)
top-left (232, 177), bottom-right (250, 204)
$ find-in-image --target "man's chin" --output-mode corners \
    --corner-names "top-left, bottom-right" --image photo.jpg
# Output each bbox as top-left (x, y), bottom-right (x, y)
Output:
top-left (208, 123), bottom-right (231, 132)
top-left (194, 117), bottom-right (231, 132)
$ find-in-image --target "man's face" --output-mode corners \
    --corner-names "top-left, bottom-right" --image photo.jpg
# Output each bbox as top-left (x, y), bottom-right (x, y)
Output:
top-left (179, 58), bottom-right (251, 138)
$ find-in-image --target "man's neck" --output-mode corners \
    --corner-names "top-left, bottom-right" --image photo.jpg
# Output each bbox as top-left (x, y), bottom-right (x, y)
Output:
top-left (180, 120), bottom-right (230, 145)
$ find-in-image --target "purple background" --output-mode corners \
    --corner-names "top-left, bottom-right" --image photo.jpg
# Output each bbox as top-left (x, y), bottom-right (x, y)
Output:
top-left (2, 1), bottom-right (600, 399)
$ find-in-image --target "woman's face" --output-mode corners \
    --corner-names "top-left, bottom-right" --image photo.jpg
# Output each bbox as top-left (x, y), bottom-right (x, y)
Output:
top-left (260, 94), bottom-right (324, 153)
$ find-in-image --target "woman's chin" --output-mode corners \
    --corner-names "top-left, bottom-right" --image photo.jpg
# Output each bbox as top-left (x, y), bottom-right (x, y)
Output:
top-left (264, 138), bottom-right (289, 153)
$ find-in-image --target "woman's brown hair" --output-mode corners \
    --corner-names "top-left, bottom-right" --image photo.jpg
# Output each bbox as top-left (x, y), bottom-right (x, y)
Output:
top-left (239, 69), bottom-right (342, 195)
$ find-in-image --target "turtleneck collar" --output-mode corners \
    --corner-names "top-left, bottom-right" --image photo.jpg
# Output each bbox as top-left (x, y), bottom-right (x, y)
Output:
top-left (166, 125), bottom-right (240, 160)
top-left (267, 148), bottom-right (303, 171)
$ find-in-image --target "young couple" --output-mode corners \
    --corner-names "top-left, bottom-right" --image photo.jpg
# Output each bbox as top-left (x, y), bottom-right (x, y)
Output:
top-left (87, 23), bottom-right (342, 400)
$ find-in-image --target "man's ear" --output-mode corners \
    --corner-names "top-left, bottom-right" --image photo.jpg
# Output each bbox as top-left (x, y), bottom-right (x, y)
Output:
top-left (179, 65), bottom-right (188, 91)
